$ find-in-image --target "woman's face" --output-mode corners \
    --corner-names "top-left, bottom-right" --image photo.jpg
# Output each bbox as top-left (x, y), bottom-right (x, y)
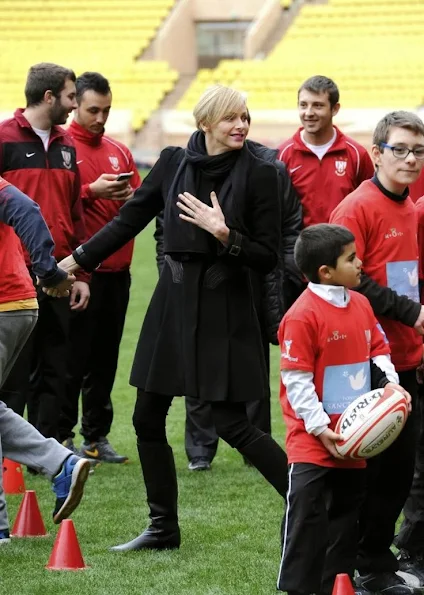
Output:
top-left (204, 107), bottom-right (250, 155)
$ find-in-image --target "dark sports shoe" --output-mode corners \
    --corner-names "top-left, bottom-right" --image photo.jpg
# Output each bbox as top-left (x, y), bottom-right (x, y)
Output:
top-left (0, 529), bottom-right (10, 544)
top-left (61, 437), bottom-right (79, 455)
top-left (80, 438), bottom-right (129, 464)
top-left (188, 456), bottom-right (211, 471)
top-left (398, 550), bottom-right (424, 587)
top-left (52, 455), bottom-right (90, 524)
top-left (356, 571), bottom-right (424, 594)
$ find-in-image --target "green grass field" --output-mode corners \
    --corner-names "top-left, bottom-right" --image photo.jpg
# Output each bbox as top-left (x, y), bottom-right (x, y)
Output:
top-left (3, 222), bottom-right (287, 595)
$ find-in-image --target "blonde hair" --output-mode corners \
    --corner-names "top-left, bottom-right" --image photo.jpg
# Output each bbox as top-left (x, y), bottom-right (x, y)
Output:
top-left (193, 85), bottom-right (247, 130)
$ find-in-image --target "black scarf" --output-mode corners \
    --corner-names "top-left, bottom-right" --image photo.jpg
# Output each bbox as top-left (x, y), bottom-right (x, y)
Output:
top-left (163, 130), bottom-right (250, 254)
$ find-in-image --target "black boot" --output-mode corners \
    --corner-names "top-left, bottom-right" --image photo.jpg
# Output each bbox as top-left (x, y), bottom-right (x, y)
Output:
top-left (239, 433), bottom-right (288, 499)
top-left (110, 442), bottom-right (180, 551)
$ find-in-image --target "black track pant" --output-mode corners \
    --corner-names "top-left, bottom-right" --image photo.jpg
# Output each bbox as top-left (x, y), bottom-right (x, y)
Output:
top-left (357, 369), bottom-right (418, 574)
top-left (395, 381), bottom-right (424, 555)
top-left (277, 463), bottom-right (366, 595)
top-left (60, 270), bottom-right (130, 442)
top-left (0, 293), bottom-right (70, 439)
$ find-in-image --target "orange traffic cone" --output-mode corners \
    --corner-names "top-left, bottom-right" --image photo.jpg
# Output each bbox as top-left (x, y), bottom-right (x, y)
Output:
top-left (3, 458), bottom-right (25, 494)
top-left (332, 573), bottom-right (355, 595)
top-left (11, 490), bottom-right (47, 537)
top-left (46, 519), bottom-right (88, 570)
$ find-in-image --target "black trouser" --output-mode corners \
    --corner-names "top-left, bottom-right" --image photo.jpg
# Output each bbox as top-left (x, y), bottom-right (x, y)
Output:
top-left (60, 270), bottom-right (130, 443)
top-left (357, 369), bottom-right (418, 574)
top-left (395, 381), bottom-right (424, 555)
top-left (133, 390), bottom-right (288, 501)
top-left (134, 391), bottom-right (268, 449)
top-left (277, 463), bottom-right (366, 594)
top-left (184, 341), bottom-right (271, 462)
top-left (0, 293), bottom-right (70, 439)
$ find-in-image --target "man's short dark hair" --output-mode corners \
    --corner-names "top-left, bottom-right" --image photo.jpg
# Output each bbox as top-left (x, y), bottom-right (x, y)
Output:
top-left (373, 110), bottom-right (424, 148)
top-left (294, 224), bottom-right (355, 284)
top-left (298, 75), bottom-right (340, 108)
top-left (75, 72), bottom-right (111, 102)
top-left (25, 62), bottom-right (76, 107)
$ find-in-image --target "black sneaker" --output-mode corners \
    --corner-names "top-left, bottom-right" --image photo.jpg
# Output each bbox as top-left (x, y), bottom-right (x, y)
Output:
top-left (397, 550), bottom-right (424, 587)
top-left (0, 529), bottom-right (10, 544)
top-left (188, 457), bottom-right (211, 471)
top-left (356, 571), bottom-right (424, 594)
top-left (80, 438), bottom-right (128, 464)
top-left (61, 437), bottom-right (79, 455)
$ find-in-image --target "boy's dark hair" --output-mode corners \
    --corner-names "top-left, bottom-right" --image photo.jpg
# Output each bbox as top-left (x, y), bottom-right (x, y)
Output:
top-left (373, 110), bottom-right (424, 148)
top-left (75, 71), bottom-right (111, 102)
top-left (25, 62), bottom-right (76, 107)
top-left (298, 75), bottom-right (340, 108)
top-left (294, 224), bottom-right (355, 283)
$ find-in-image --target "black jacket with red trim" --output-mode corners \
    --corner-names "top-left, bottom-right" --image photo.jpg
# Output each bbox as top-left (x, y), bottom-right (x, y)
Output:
top-left (0, 109), bottom-right (89, 281)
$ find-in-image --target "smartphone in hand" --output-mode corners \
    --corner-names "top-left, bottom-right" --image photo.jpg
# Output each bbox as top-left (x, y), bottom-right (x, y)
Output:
top-left (115, 172), bottom-right (133, 182)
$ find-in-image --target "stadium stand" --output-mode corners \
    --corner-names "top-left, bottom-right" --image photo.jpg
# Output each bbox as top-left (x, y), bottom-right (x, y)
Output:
top-left (0, 0), bottom-right (179, 130)
top-left (178, 0), bottom-right (424, 111)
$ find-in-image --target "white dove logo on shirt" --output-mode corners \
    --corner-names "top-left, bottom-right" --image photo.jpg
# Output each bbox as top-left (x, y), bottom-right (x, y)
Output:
top-left (349, 368), bottom-right (367, 391)
top-left (407, 267), bottom-right (418, 287)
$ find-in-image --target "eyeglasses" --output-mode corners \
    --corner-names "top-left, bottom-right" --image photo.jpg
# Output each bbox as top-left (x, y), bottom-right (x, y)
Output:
top-left (380, 142), bottom-right (424, 160)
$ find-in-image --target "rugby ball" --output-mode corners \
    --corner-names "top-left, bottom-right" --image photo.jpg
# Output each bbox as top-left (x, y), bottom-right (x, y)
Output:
top-left (334, 387), bottom-right (408, 459)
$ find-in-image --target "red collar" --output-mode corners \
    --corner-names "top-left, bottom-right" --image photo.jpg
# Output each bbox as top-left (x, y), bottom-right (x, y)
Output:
top-left (13, 108), bottom-right (66, 141)
top-left (69, 119), bottom-right (103, 147)
top-left (293, 125), bottom-right (347, 155)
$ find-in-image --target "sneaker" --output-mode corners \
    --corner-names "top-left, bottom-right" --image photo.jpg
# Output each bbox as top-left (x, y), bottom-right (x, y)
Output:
top-left (398, 550), bottom-right (424, 587)
top-left (61, 437), bottom-right (79, 455)
top-left (52, 455), bottom-right (90, 524)
top-left (188, 456), bottom-right (211, 471)
top-left (0, 529), bottom-right (10, 544)
top-left (356, 571), bottom-right (424, 594)
top-left (80, 438), bottom-right (128, 464)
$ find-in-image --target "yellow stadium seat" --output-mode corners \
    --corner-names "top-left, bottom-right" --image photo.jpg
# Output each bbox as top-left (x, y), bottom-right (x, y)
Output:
top-left (177, 0), bottom-right (424, 111)
top-left (0, 0), bottom-right (179, 128)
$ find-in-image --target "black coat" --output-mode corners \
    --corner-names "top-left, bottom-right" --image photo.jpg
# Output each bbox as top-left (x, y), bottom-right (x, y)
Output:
top-left (155, 142), bottom-right (303, 344)
top-left (73, 146), bottom-right (280, 402)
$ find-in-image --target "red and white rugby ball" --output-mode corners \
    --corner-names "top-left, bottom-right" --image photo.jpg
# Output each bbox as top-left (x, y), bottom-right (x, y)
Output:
top-left (334, 387), bottom-right (408, 459)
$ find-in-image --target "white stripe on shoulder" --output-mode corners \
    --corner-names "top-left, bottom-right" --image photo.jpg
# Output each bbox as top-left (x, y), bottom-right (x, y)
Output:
top-left (104, 136), bottom-right (130, 167)
top-left (278, 143), bottom-right (294, 162)
top-left (345, 140), bottom-right (360, 177)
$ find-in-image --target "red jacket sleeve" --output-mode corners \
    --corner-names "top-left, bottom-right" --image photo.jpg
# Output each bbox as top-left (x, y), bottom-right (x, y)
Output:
top-left (357, 150), bottom-right (375, 185)
top-left (416, 197), bottom-right (424, 282)
top-left (126, 149), bottom-right (142, 191)
top-left (70, 166), bottom-right (91, 283)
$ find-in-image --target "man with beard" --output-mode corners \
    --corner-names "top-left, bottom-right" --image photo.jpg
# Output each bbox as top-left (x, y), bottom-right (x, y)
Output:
top-left (60, 71), bottom-right (141, 462)
top-left (0, 63), bottom-right (90, 443)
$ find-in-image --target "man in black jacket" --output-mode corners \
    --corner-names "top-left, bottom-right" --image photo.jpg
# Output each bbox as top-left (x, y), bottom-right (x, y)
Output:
top-left (154, 139), bottom-right (303, 470)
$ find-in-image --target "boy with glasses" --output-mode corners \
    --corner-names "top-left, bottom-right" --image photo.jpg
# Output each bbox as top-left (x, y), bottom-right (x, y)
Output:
top-left (330, 111), bottom-right (424, 595)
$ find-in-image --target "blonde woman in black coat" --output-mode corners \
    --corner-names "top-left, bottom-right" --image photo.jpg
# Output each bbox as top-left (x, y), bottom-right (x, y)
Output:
top-left (57, 85), bottom-right (288, 551)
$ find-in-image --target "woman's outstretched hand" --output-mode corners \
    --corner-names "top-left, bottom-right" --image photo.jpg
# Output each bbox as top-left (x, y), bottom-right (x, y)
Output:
top-left (177, 191), bottom-right (230, 245)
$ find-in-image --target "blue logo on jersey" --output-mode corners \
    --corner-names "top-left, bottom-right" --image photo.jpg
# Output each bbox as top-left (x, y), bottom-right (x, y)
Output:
top-left (386, 260), bottom-right (419, 303)
top-left (322, 361), bottom-right (371, 414)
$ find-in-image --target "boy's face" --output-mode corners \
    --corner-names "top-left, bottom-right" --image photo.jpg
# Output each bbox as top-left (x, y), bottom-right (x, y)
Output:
top-left (320, 242), bottom-right (362, 288)
top-left (372, 126), bottom-right (424, 194)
